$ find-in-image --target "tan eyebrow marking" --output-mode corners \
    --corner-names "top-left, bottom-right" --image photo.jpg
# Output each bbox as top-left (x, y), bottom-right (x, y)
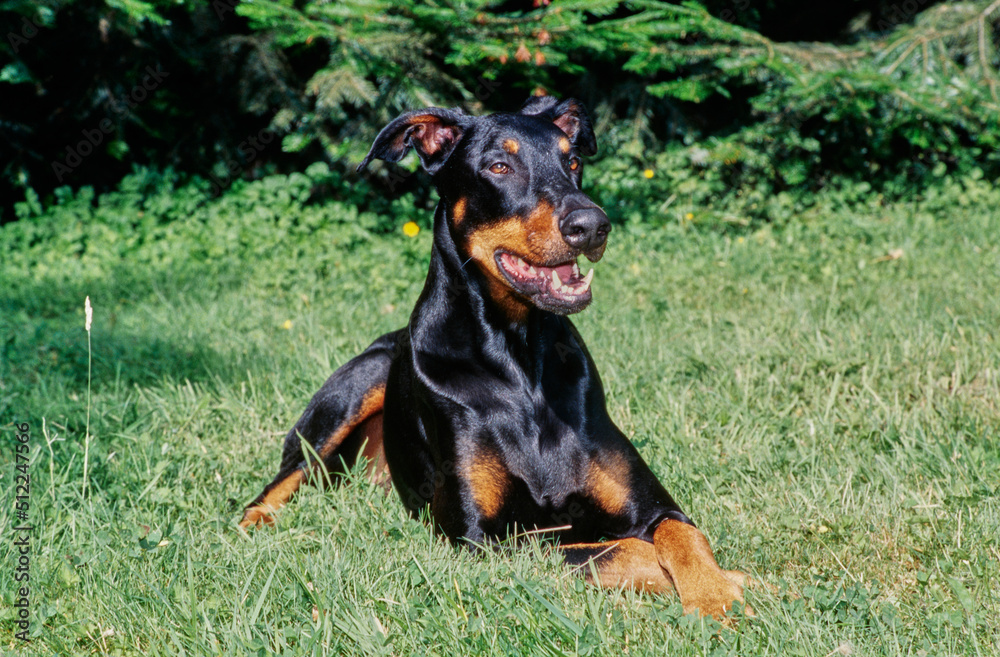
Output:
top-left (559, 137), bottom-right (571, 153)
top-left (452, 197), bottom-right (467, 224)
top-left (503, 139), bottom-right (520, 154)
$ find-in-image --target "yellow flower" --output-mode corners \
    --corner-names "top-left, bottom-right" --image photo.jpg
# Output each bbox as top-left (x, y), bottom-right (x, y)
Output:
top-left (684, 212), bottom-right (694, 221)
top-left (281, 320), bottom-right (293, 330)
top-left (403, 221), bottom-right (420, 237)
top-left (737, 236), bottom-right (744, 244)
top-left (643, 169), bottom-right (654, 179)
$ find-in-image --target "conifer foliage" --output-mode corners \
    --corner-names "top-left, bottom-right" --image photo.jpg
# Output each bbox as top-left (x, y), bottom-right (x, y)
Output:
top-left (236, 0), bottom-right (1000, 187)
top-left (2, 0), bottom-right (998, 207)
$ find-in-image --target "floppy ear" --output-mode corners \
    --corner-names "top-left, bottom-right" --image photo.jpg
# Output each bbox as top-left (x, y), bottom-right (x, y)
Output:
top-left (357, 108), bottom-right (467, 174)
top-left (520, 95), bottom-right (597, 156)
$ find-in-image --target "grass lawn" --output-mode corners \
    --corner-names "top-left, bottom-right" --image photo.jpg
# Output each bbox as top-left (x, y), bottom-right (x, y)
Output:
top-left (1, 180), bottom-right (998, 655)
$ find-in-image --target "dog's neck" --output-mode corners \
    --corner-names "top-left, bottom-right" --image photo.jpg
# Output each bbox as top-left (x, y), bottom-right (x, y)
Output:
top-left (410, 203), bottom-right (543, 360)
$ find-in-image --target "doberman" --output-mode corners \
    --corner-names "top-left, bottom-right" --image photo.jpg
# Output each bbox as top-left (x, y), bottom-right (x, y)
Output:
top-left (240, 95), bottom-right (750, 619)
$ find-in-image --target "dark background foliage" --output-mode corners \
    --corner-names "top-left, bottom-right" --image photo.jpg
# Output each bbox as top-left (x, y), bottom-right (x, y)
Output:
top-left (2, 0), bottom-right (997, 223)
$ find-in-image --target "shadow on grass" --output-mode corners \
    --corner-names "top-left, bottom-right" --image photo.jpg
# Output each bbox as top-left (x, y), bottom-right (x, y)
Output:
top-left (1, 261), bottom-right (256, 413)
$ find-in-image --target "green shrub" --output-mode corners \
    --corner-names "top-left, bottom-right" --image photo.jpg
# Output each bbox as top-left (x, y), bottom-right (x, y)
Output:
top-left (1, 164), bottom-right (388, 289)
top-left (5, 157), bottom-right (1000, 292)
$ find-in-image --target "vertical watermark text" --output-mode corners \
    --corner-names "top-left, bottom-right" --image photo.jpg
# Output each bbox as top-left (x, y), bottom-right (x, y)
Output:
top-left (12, 421), bottom-right (33, 643)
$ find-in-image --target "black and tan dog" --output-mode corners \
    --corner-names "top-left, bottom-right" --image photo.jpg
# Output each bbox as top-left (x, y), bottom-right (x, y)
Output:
top-left (240, 96), bottom-right (749, 618)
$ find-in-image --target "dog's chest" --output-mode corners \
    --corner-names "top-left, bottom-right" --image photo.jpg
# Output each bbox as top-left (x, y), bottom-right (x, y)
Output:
top-left (491, 385), bottom-right (592, 508)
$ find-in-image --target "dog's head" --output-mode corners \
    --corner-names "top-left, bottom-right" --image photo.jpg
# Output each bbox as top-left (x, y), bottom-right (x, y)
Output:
top-left (359, 96), bottom-right (609, 317)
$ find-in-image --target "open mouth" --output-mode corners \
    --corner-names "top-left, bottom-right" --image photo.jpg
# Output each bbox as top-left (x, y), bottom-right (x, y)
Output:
top-left (496, 251), bottom-right (594, 313)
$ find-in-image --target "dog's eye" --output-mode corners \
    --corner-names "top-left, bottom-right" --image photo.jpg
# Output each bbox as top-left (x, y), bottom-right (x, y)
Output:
top-left (489, 162), bottom-right (511, 175)
top-left (569, 157), bottom-right (580, 171)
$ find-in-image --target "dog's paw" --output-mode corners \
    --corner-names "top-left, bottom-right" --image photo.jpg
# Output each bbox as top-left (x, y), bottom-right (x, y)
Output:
top-left (239, 505), bottom-right (277, 529)
top-left (681, 568), bottom-right (752, 620)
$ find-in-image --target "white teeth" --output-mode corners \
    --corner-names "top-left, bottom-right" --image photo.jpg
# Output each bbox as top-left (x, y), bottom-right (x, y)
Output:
top-left (572, 262), bottom-right (580, 276)
top-left (545, 268), bottom-right (594, 296)
top-left (528, 266), bottom-right (537, 276)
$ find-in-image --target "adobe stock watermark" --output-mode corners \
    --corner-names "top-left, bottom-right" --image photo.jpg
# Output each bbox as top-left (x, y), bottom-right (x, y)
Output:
top-left (50, 65), bottom-right (170, 183)
top-left (212, 0), bottom-right (239, 21)
top-left (207, 128), bottom-right (276, 197)
top-left (6, 13), bottom-right (45, 53)
top-left (874, 0), bottom-right (935, 34)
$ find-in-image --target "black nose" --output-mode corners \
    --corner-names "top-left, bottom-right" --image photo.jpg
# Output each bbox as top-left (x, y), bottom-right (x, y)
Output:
top-left (560, 207), bottom-right (611, 251)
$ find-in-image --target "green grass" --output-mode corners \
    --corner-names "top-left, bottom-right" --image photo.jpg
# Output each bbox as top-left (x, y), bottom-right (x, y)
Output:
top-left (1, 179), bottom-right (999, 655)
